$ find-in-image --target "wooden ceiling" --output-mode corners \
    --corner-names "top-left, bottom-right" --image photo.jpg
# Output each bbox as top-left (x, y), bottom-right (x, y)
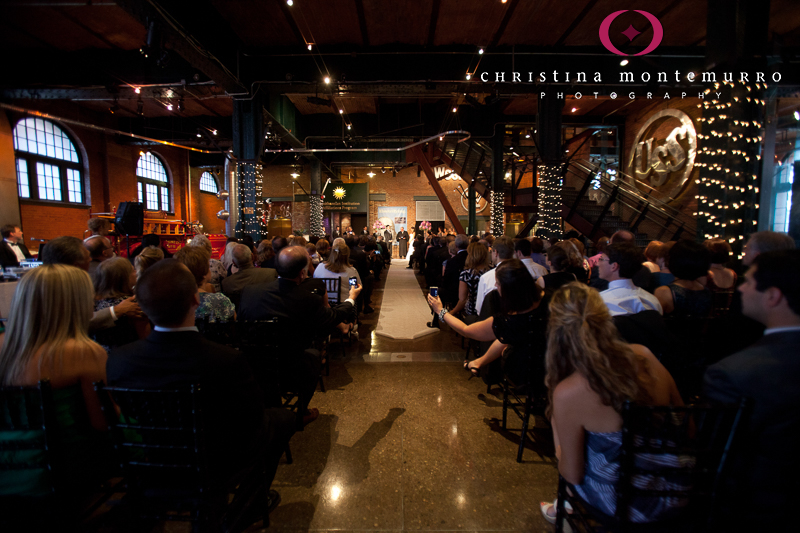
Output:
top-left (1, 0), bottom-right (799, 145)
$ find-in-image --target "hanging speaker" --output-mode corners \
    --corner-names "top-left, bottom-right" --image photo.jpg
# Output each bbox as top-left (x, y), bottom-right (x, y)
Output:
top-left (115, 202), bottom-right (144, 236)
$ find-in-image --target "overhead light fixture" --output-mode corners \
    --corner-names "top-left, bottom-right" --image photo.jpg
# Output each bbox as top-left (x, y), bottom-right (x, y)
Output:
top-left (439, 136), bottom-right (443, 141)
top-left (620, 59), bottom-right (629, 66)
top-left (452, 106), bottom-right (457, 112)
top-left (478, 48), bottom-right (484, 55)
top-left (196, 132), bottom-right (202, 138)
top-left (347, 124), bottom-right (352, 130)
top-left (571, 107), bottom-right (577, 112)
top-left (212, 129), bottom-right (217, 135)
top-left (525, 133), bottom-right (530, 138)
top-left (381, 167), bottom-right (386, 173)
top-left (339, 109), bottom-right (344, 114)
top-left (133, 87), bottom-right (141, 94)
top-left (216, 189), bottom-right (229, 199)
top-left (216, 209), bottom-right (230, 221)
top-left (795, 111), bottom-right (800, 121)
top-left (166, 103), bottom-right (173, 111)
top-left (286, 0), bottom-right (293, 5)
top-left (307, 43), bottom-right (313, 50)
top-left (367, 171), bottom-right (375, 178)
top-left (465, 74), bottom-right (471, 80)
top-left (291, 172), bottom-right (300, 179)
top-left (324, 76), bottom-right (331, 84)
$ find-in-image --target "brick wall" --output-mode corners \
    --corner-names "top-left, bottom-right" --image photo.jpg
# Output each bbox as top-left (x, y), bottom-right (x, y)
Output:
top-left (0, 102), bottom-right (232, 255)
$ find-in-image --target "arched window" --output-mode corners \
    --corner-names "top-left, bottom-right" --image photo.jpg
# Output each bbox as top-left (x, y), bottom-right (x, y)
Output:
top-left (136, 152), bottom-right (171, 212)
top-left (13, 118), bottom-right (84, 203)
top-left (199, 171), bottom-right (218, 193)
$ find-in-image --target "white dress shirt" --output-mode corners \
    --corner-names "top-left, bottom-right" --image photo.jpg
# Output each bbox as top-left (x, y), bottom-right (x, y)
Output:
top-left (521, 257), bottom-right (548, 281)
top-left (4, 239), bottom-right (26, 263)
top-left (475, 267), bottom-right (497, 316)
top-left (600, 279), bottom-right (663, 316)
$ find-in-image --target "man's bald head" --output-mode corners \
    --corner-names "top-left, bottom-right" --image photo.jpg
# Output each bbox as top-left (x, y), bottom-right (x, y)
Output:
top-left (276, 246), bottom-right (309, 279)
top-left (85, 236), bottom-right (112, 260)
top-left (610, 230), bottom-right (635, 244)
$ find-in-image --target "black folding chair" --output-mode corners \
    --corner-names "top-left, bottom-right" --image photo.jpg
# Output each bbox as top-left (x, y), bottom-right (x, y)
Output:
top-left (0, 380), bottom-right (116, 529)
top-left (556, 398), bottom-right (750, 533)
top-left (95, 382), bottom-right (268, 532)
top-left (195, 316), bottom-right (239, 348)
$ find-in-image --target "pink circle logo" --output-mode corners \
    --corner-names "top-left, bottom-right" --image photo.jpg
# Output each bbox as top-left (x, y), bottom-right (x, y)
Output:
top-left (599, 10), bottom-right (663, 56)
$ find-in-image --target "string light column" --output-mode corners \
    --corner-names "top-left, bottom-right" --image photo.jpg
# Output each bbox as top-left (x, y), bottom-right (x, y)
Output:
top-left (310, 160), bottom-right (324, 237)
top-left (537, 163), bottom-right (565, 240)
top-left (695, 80), bottom-right (764, 261)
top-left (237, 161), bottom-right (262, 239)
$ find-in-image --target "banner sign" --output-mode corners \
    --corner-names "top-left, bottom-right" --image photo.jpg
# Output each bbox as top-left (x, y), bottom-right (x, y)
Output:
top-left (323, 182), bottom-right (368, 212)
top-left (377, 206), bottom-right (408, 229)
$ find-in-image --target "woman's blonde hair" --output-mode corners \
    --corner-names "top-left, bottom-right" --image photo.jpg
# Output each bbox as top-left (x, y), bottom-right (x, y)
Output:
top-left (93, 256), bottom-right (134, 299)
top-left (325, 237), bottom-right (351, 273)
top-left (221, 241), bottom-right (237, 270)
top-left (465, 242), bottom-right (490, 274)
top-left (134, 246), bottom-right (164, 279)
top-left (0, 265), bottom-right (98, 386)
top-left (316, 239), bottom-right (330, 258)
top-left (544, 282), bottom-right (651, 418)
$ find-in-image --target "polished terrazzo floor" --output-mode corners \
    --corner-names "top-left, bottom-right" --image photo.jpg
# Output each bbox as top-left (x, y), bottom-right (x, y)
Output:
top-left (255, 265), bottom-right (559, 532)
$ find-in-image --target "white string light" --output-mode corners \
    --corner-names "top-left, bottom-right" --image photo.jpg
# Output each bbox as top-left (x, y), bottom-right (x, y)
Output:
top-left (537, 163), bottom-right (565, 239)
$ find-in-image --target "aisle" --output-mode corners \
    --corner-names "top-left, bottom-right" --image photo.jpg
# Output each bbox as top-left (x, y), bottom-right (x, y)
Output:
top-left (374, 264), bottom-right (439, 340)
top-left (266, 361), bottom-right (558, 532)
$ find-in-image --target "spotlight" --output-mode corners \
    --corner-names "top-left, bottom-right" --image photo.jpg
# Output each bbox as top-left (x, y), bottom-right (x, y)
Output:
top-left (339, 109), bottom-right (344, 114)
top-left (452, 106), bottom-right (457, 112)
top-left (307, 43), bottom-right (312, 50)
top-left (134, 87), bottom-right (141, 94)
top-left (620, 59), bottom-right (629, 66)
top-left (166, 103), bottom-right (173, 111)
top-left (212, 130), bottom-right (217, 135)
top-left (367, 171), bottom-right (375, 178)
top-left (466, 74), bottom-right (471, 80)
top-left (291, 172), bottom-right (299, 179)
top-left (478, 48), bottom-right (484, 55)
top-left (795, 111), bottom-right (800, 121)
top-left (571, 107), bottom-right (577, 112)
top-left (347, 124), bottom-right (352, 130)
top-left (381, 167), bottom-right (386, 174)
top-left (286, 0), bottom-right (293, 5)
top-left (324, 76), bottom-right (331, 84)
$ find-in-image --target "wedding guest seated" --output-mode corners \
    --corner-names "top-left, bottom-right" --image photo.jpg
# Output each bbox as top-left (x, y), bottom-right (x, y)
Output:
top-left (134, 246), bottom-right (164, 281)
top-left (261, 237), bottom-right (287, 269)
top-left (107, 260), bottom-right (295, 523)
top-left (536, 245), bottom-right (578, 297)
top-left (42, 236), bottom-right (141, 333)
top-left (704, 238), bottom-right (737, 314)
top-left (529, 236), bottom-right (549, 271)
top-left (441, 234), bottom-right (469, 309)
top-left (592, 230), bottom-right (652, 291)
top-left (92, 257), bottom-right (150, 354)
top-left (450, 242), bottom-right (491, 318)
top-left (84, 235), bottom-right (115, 277)
top-left (703, 250), bottom-right (800, 532)
top-left (239, 247), bottom-right (360, 429)
top-left (515, 238), bottom-right (548, 281)
top-left (0, 264), bottom-right (112, 499)
top-left (429, 259), bottom-right (547, 385)
top-left (316, 239), bottom-right (331, 262)
top-left (643, 240), bottom-right (662, 273)
top-left (566, 238), bottom-right (590, 283)
top-left (306, 243), bottom-right (321, 266)
top-left (175, 245), bottom-right (235, 323)
top-left (598, 242), bottom-right (662, 316)
top-left (648, 241), bottom-right (676, 292)
top-left (129, 233), bottom-right (172, 261)
top-left (313, 238), bottom-right (361, 303)
top-left (221, 244), bottom-right (277, 310)
top-left (539, 282), bottom-right (682, 524)
top-left (654, 240), bottom-right (712, 318)
top-left (475, 236), bottom-right (515, 316)
top-left (189, 234), bottom-right (226, 293)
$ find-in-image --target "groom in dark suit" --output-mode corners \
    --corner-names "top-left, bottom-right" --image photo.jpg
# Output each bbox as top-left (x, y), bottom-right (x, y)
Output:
top-left (703, 250), bottom-right (800, 532)
top-left (108, 259), bottom-right (295, 524)
top-left (0, 224), bottom-right (32, 269)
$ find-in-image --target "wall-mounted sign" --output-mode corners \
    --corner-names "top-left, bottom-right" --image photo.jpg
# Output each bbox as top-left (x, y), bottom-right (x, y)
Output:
top-left (627, 108), bottom-right (697, 199)
top-left (434, 165), bottom-right (462, 181)
top-left (323, 182), bottom-right (368, 212)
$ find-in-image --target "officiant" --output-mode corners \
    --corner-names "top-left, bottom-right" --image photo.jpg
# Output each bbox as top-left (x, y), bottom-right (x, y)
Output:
top-left (397, 227), bottom-right (409, 257)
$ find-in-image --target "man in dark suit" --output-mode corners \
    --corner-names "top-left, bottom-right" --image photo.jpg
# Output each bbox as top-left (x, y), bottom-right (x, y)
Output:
top-left (361, 226), bottom-right (369, 236)
top-left (703, 250), bottom-right (800, 532)
top-left (0, 224), bottom-right (32, 269)
top-left (332, 226), bottom-right (341, 240)
top-left (440, 234), bottom-right (468, 308)
top-left (239, 246), bottom-right (360, 428)
top-left (222, 244), bottom-right (278, 310)
top-left (346, 235), bottom-right (373, 313)
top-left (107, 259), bottom-right (295, 524)
top-left (397, 227), bottom-right (410, 258)
top-left (383, 228), bottom-right (393, 257)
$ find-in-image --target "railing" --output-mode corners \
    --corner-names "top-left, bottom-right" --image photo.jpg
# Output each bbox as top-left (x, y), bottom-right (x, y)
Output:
top-left (564, 159), bottom-right (697, 242)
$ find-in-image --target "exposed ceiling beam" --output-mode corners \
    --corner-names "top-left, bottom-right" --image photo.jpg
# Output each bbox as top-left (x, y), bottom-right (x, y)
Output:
top-left (427, 0), bottom-right (441, 47)
top-left (411, 145), bottom-right (465, 233)
top-left (489, 0), bottom-right (520, 48)
top-left (555, 0), bottom-right (600, 47)
top-left (114, 0), bottom-right (247, 95)
top-left (354, 0), bottom-right (369, 47)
